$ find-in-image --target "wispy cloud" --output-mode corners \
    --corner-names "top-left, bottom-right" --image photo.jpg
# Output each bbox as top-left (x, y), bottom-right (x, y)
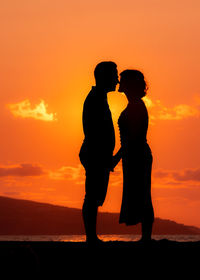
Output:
top-left (3, 161), bottom-right (199, 191)
top-left (49, 164), bottom-right (85, 183)
top-left (109, 164), bottom-right (123, 186)
top-left (0, 163), bottom-right (85, 182)
top-left (143, 96), bottom-right (200, 122)
top-left (48, 163), bottom-right (200, 188)
top-left (48, 164), bottom-right (123, 187)
top-left (0, 164), bottom-right (45, 177)
top-left (7, 99), bottom-right (57, 122)
top-left (153, 167), bottom-right (200, 184)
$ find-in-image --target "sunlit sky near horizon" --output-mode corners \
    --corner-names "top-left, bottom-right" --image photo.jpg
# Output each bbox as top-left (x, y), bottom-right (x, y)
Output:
top-left (0, 0), bottom-right (200, 227)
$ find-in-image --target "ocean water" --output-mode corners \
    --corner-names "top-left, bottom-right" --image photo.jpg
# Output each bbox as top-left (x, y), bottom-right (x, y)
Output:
top-left (0, 234), bottom-right (199, 242)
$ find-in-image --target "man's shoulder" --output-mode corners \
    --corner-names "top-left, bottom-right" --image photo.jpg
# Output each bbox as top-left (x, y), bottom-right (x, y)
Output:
top-left (83, 87), bottom-right (98, 108)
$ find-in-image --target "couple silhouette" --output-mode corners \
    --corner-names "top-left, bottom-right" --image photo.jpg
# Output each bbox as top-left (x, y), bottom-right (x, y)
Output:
top-left (79, 61), bottom-right (154, 245)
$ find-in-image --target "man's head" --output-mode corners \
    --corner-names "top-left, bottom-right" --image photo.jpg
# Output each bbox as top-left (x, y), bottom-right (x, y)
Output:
top-left (94, 61), bottom-right (119, 92)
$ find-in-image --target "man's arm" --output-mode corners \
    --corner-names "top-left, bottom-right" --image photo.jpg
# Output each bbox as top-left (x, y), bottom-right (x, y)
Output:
top-left (112, 147), bottom-right (122, 170)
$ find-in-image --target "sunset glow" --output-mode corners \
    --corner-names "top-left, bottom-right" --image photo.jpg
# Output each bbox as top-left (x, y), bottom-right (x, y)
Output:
top-left (0, 0), bottom-right (200, 228)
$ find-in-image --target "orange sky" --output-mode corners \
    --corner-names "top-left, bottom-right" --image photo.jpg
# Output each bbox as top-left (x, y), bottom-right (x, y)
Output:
top-left (1, 0), bottom-right (200, 227)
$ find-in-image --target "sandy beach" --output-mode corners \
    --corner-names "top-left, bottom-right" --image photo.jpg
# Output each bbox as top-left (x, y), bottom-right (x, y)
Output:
top-left (1, 239), bottom-right (199, 277)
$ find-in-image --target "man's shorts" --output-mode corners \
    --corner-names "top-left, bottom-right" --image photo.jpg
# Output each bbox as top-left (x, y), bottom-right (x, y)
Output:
top-left (84, 168), bottom-right (110, 206)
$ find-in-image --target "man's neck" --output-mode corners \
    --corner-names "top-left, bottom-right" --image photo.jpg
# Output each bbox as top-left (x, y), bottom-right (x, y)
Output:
top-left (94, 85), bottom-right (108, 99)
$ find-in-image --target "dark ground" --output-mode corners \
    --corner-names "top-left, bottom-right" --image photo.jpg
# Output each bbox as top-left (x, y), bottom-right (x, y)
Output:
top-left (1, 240), bottom-right (199, 277)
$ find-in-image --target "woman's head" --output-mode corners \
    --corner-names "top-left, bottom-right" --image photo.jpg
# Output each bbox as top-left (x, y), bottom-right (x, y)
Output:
top-left (119, 70), bottom-right (148, 100)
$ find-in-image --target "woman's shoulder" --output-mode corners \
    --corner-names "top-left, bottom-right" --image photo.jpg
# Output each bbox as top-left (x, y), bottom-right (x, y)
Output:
top-left (134, 98), bottom-right (146, 107)
top-left (133, 99), bottom-right (148, 114)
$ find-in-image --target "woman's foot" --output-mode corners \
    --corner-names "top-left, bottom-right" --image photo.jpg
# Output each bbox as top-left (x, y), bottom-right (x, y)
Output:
top-left (138, 237), bottom-right (152, 243)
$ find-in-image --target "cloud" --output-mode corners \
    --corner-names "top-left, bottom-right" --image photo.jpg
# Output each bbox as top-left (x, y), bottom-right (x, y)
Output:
top-left (49, 163), bottom-right (200, 189)
top-left (171, 168), bottom-right (200, 182)
top-left (109, 164), bottom-right (123, 186)
top-left (48, 164), bottom-right (123, 186)
top-left (0, 163), bottom-right (85, 182)
top-left (143, 96), bottom-right (200, 122)
top-left (153, 167), bottom-right (200, 183)
top-left (7, 99), bottom-right (57, 122)
top-left (49, 164), bottom-right (85, 183)
top-left (0, 164), bottom-right (45, 177)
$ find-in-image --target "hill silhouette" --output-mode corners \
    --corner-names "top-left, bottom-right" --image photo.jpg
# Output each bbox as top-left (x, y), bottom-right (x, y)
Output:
top-left (0, 196), bottom-right (199, 235)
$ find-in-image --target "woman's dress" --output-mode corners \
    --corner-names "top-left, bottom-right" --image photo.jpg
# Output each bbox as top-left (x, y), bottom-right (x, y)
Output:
top-left (118, 99), bottom-right (154, 225)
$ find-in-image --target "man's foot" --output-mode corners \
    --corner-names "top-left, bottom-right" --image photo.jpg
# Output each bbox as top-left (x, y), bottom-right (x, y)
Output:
top-left (86, 237), bottom-right (104, 247)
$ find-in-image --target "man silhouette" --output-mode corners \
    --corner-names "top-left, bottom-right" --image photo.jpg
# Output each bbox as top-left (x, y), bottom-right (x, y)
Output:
top-left (79, 61), bottom-right (119, 244)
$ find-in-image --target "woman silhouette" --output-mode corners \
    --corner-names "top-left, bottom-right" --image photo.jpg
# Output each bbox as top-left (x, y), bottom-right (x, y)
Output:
top-left (113, 70), bottom-right (154, 241)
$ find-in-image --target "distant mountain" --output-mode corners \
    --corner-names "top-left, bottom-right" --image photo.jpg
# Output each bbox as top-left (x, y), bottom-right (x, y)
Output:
top-left (0, 196), bottom-right (199, 235)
